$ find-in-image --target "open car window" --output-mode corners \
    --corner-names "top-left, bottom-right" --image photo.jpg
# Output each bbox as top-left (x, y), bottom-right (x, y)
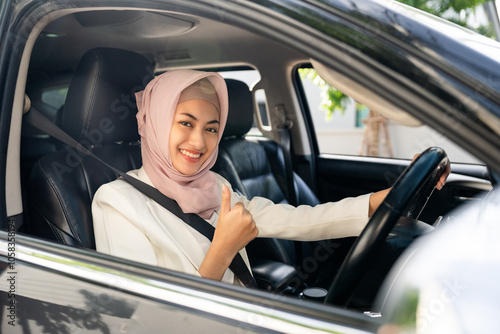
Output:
top-left (297, 66), bottom-right (483, 165)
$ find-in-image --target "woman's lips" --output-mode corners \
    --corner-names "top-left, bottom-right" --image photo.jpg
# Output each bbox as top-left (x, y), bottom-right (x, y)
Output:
top-left (180, 149), bottom-right (202, 162)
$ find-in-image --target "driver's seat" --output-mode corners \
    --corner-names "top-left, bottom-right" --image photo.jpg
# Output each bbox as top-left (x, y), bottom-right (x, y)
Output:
top-left (26, 47), bottom-right (153, 248)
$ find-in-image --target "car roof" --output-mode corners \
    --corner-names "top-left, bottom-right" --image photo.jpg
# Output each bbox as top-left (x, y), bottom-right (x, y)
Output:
top-left (30, 9), bottom-right (306, 74)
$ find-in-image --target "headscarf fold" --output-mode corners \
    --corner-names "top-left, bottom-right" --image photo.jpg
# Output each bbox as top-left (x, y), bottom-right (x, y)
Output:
top-left (136, 70), bottom-right (228, 218)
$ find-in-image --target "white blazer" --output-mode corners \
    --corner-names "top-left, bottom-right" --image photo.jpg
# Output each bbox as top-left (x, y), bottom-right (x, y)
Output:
top-left (92, 167), bottom-right (371, 285)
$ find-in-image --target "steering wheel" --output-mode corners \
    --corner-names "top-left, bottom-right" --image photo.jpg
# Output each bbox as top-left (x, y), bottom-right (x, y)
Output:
top-left (324, 147), bottom-right (449, 306)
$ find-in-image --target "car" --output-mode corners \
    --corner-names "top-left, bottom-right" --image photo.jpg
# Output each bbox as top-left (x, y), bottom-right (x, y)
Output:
top-left (1, 0), bottom-right (499, 333)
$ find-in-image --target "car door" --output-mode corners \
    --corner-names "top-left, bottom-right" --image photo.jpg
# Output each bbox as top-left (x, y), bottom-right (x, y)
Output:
top-left (294, 65), bottom-right (492, 224)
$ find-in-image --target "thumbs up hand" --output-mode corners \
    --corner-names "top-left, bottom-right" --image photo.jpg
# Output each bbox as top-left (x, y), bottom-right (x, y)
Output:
top-left (212, 185), bottom-right (258, 260)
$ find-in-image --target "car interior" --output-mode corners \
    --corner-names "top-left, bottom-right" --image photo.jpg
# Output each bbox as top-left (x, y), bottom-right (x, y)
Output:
top-left (10, 7), bottom-right (494, 311)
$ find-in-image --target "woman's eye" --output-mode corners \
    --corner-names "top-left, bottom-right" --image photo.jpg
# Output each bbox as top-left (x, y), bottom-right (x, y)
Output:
top-left (206, 128), bottom-right (218, 133)
top-left (180, 121), bottom-right (192, 127)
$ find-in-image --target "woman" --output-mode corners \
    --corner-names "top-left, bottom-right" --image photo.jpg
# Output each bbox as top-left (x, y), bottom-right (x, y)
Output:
top-left (92, 69), bottom-right (443, 285)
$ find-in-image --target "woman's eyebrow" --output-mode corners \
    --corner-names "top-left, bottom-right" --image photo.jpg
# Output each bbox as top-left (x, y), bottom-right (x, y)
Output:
top-left (180, 112), bottom-right (197, 120)
top-left (180, 112), bottom-right (219, 125)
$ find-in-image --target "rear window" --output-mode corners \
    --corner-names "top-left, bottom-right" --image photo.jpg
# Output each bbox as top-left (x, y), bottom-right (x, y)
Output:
top-left (41, 87), bottom-right (68, 110)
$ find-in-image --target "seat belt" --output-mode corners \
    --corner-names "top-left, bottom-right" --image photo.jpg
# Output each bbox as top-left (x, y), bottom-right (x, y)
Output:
top-left (274, 105), bottom-right (304, 265)
top-left (23, 105), bottom-right (257, 288)
top-left (275, 104), bottom-right (297, 206)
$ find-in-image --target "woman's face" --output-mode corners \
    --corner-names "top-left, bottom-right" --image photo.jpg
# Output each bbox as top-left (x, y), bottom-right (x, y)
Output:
top-left (169, 99), bottom-right (220, 175)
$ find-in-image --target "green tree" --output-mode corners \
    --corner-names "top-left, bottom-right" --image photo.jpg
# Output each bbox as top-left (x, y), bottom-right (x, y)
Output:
top-left (298, 68), bottom-right (349, 120)
top-left (400, 0), bottom-right (495, 38)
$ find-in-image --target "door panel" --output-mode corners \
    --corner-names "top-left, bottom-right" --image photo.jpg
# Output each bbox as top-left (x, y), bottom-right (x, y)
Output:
top-left (314, 154), bottom-right (491, 223)
top-left (315, 155), bottom-right (408, 202)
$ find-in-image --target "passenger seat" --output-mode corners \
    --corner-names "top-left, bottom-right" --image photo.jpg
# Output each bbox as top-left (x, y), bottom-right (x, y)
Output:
top-left (213, 79), bottom-right (321, 268)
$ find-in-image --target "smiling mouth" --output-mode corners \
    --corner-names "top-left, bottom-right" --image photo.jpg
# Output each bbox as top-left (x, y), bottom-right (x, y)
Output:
top-left (180, 149), bottom-right (202, 159)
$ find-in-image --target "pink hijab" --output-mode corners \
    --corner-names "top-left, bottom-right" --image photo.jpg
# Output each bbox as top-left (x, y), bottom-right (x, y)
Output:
top-left (136, 70), bottom-right (228, 218)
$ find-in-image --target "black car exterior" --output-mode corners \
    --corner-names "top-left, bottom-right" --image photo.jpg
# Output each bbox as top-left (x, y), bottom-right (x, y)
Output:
top-left (1, 0), bottom-right (500, 333)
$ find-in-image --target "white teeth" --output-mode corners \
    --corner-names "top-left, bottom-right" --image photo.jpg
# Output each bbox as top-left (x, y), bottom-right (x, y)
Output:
top-left (180, 149), bottom-right (201, 158)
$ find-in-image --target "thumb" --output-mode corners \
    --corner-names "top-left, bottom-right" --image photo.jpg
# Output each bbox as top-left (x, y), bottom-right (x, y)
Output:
top-left (220, 185), bottom-right (232, 216)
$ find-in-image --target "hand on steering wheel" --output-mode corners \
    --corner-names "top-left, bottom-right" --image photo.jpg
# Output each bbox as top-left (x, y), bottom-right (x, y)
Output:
top-left (325, 147), bottom-right (450, 306)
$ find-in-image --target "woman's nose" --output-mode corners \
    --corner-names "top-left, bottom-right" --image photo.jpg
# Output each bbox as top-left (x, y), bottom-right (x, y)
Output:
top-left (187, 129), bottom-right (205, 149)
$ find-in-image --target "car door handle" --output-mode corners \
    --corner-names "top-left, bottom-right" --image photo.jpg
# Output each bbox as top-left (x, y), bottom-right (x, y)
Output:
top-left (453, 195), bottom-right (480, 202)
top-left (452, 188), bottom-right (483, 203)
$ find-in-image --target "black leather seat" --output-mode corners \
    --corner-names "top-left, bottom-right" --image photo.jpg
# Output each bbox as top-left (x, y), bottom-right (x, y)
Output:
top-left (27, 47), bottom-right (153, 248)
top-left (213, 79), bottom-right (321, 267)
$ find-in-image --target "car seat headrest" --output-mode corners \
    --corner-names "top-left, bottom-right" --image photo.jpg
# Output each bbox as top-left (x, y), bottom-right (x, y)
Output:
top-left (62, 47), bottom-right (154, 145)
top-left (223, 79), bottom-right (254, 138)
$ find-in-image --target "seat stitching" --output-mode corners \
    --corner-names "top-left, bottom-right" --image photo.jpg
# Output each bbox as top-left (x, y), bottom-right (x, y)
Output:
top-left (37, 160), bottom-right (84, 246)
top-left (79, 49), bottom-right (102, 142)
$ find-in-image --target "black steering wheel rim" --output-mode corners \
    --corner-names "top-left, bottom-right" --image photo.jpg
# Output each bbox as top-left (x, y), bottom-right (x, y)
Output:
top-left (325, 147), bottom-right (449, 306)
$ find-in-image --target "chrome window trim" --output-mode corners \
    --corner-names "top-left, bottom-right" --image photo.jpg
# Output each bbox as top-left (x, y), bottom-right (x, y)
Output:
top-left (0, 236), bottom-right (376, 334)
